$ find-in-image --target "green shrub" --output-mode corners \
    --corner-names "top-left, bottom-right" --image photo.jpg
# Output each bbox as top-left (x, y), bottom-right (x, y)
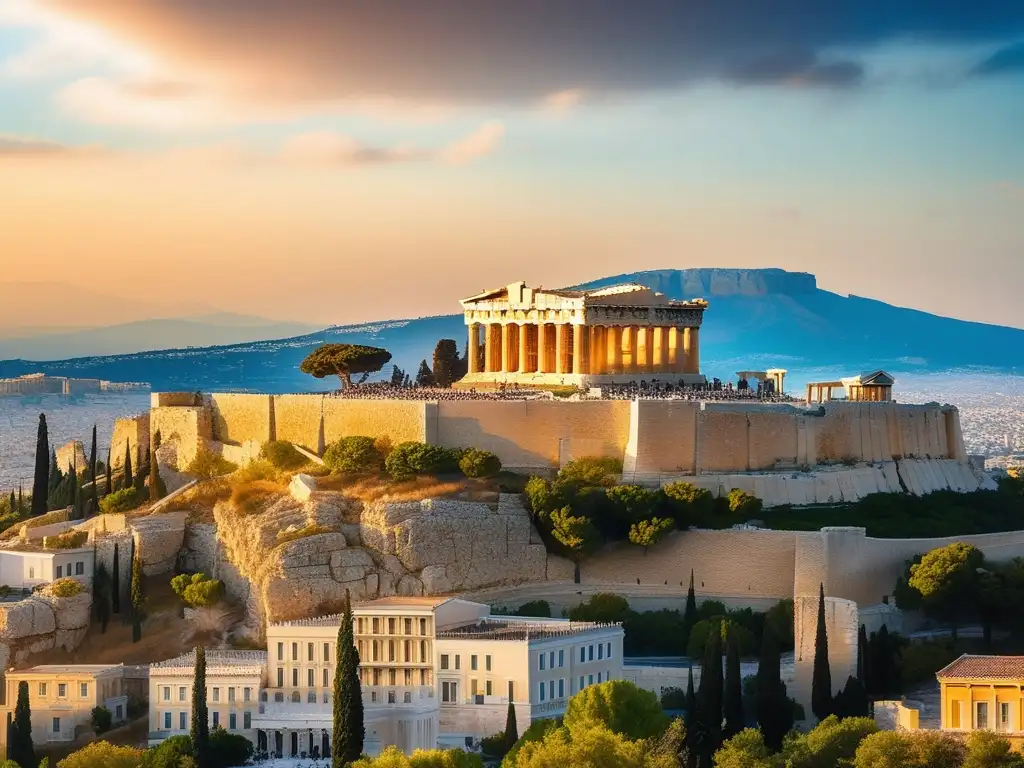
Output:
top-left (209, 726), bottom-right (254, 768)
top-left (458, 448), bottom-right (502, 478)
top-left (99, 487), bottom-right (146, 514)
top-left (45, 530), bottom-right (88, 550)
top-left (523, 477), bottom-right (567, 518)
top-left (259, 441), bottom-right (307, 470)
top-left (384, 442), bottom-right (459, 480)
top-left (900, 640), bottom-right (960, 687)
top-left (171, 572), bottom-right (224, 608)
top-left (556, 456), bottom-right (621, 487)
top-left (568, 593), bottom-right (631, 623)
top-left (514, 600), bottom-right (551, 618)
top-left (686, 617), bottom-right (756, 657)
top-left (662, 481), bottom-right (715, 526)
top-left (660, 687), bottom-right (686, 709)
top-left (90, 706), bottom-right (112, 735)
top-left (186, 446), bottom-right (238, 479)
top-left (606, 485), bottom-right (659, 526)
top-left (47, 578), bottom-right (85, 598)
top-left (323, 436), bottom-right (384, 473)
top-left (480, 731), bottom-right (509, 757)
top-left (0, 585), bottom-right (10, 599)
top-left (727, 488), bottom-right (763, 516)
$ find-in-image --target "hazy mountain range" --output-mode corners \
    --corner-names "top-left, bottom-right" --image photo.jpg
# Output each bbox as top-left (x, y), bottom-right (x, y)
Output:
top-left (1, 268), bottom-right (1022, 392)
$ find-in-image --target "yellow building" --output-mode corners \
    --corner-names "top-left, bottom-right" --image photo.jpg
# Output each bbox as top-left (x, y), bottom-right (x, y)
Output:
top-left (0, 664), bottom-right (140, 758)
top-left (938, 655), bottom-right (1024, 740)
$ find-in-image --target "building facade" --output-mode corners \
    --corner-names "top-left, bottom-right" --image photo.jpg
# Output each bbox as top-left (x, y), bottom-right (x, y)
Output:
top-left (148, 598), bottom-right (624, 759)
top-left (0, 547), bottom-right (94, 591)
top-left (0, 664), bottom-right (140, 758)
top-left (458, 281), bottom-right (708, 388)
top-left (938, 654), bottom-right (1024, 742)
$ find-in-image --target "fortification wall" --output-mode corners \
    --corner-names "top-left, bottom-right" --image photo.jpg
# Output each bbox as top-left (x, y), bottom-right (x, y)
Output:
top-left (55, 441), bottom-right (87, 474)
top-left (205, 393), bottom-right (274, 445)
top-left (151, 406), bottom-right (212, 470)
top-left (323, 399), bottom-right (427, 447)
top-left (433, 400), bottom-right (631, 469)
top-left (273, 395), bottom-right (326, 452)
top-left (110, 413), bottom-right (150, 469)
top-left (624, 400), bottom-right (699, 475)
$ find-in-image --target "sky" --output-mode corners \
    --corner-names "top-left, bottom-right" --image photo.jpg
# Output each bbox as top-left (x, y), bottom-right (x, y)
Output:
top-left (0, 1), bottom-right (1022, 329)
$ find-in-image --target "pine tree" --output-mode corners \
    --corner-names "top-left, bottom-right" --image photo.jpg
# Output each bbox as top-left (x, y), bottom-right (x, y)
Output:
top-left (111, 542), bottom-right (121, 614)
top-left (683, 569), bottom-right (698, 649)
top-left (811, 583), bottom-right (832, 721)
top-left (130, 547), bottom-right (145, 642)
top-left (30, 414), bottom-right (49, 516)
top-left (333, 590), bottom-right (364, 767)
top-left (9, 680), bottom-right (37, 768)
top-left (122, 442), bottom-right (133, 492)
top-left (94, 560), bottom-right (111, 633)
top-left (17, 485), bottom-right (22, 514)
top-left (149, 431), bottom-right (164, 502)
top-left (104, 446), bottom-right (112, 496)
top-left (723, 626), bottom-right (744, 738)
top-left (191, 645), bottom-right (210, 768)
top-left (503, 701), bottom-right (519, 752)
top-left (415, 359), bottom-right (434, 387)
top-left (432, 338), bottom-right (461, 387)
top-left (756, 624), bottom-right (792, 751)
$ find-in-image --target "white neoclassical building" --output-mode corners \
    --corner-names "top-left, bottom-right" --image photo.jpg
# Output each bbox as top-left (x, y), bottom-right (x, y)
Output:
top-left (148, 597), bottom-right (624, 759)
top-left (458, 281), bottom-right (708, 388)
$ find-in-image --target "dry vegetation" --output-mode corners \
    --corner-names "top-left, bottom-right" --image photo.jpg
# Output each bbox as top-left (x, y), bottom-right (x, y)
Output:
top-left (275, 522), bottom-right (335, 546)
top-left (315, 474), bottom-right (474, 503)
top-left (231, 480), bottom-right (289, 516)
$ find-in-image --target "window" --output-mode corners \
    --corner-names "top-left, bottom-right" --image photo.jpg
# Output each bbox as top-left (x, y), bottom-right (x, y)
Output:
top-left (38, 683), bottom-right (46, 696)
top-left (455, 655), bottom-right (461, 670)
top-left (163, 712), bottom-right (171, 729)
top-left (213, 688), bottom-right (220, 703)
top-left (308, 692), bottom-right (316, 703)
top-left (277, 642), bottom-right (283, 661)
top-left (243, 687), bottom-right (251, 702)
top-left (292, 642), bottom-right (298, 661)
top-left (162, 686), bottom-right (171, 702)
top-left (389, 618), bottom-right (396, 634)
top-left (212, 711), bottom-right (220, 728)
top-left (179, 712), bottom-right (186, 730)
top-left (588, 645), bottom-right (594, 662)
top-left (486, 655), bottom-right (492, 672)
top-left (308, 642), bottom-right (314, 661)
top-left (442, 681), bottom-right (457, 703)
top-left (28, 567), bottom-right (34, 580)
top-left (558, 679), bottom-right (564, 698)
top-left (229, 713), bottom-right (237, 730)
top-left (558, 650), bottom-right (563, 668)
top-left (373, 618), bottom-right (380, 634)
top-left (598, 644), bottom-right (604, 660)
top-left (508, 681), bottom-right (515, 701)
top-left (420, 618), bottom-right (427, 635)
top-left (607, 642), bottom-right (612, 659)
top-left (471, 655), bottom-right (478, 671)
top-left (405, 618), bottom-right (413, 635)
top-left (579, 676), bottom-right (585, 691)
top-left (274, 692), bottom-right (284, 702)
top-left (598, 672), bottom-right (602, 683)
top-left (179, 686), bottom-right (187, 702)
top-left (228, 687), bottom-right (235, 703)
top-left (75, 561), bottom-right (84, 575)
top-left (277, 669), bottom-right (283, 687)
top-left (56, 565), bottom-right (62, 578)
top-left (1000, 702), bottom-right (1011, 731)
top-left (548, 681), bottom-right (554, 700)
top-left (244, 712), bottom-right (251, 729)
top-left (539, 683), bottom-right (546, 702)
top-left (307, 669), bottom-right (314, 687)
top-left (539, 654), bottom-right (546, 671)
top-left (977, 702), bottom-right (990, 730)
top-left (441, 654), bottom-right (449, 670)
top-left (471, 679), bottom-right (479, 696)
top-left (79, 682), bottom-right (88, 698)
top-left (323, 669), bottom-right (329, 687)
top-left (58, 683), bottom-right (67, 698)
top-left (389, 640), bottom-right (396, 662)
top-left (291, 669), bottom-right (298, 687)
top-left (324, 642), bottom-right (330, 663)
top-left (486, 680), bottom-right (493, 696)
top-left (549, 651), bottom-right (555, 669)
top-left (588, 674), bottom-right (594, 686)
top-left (580, 647), bottom-right (586, 663)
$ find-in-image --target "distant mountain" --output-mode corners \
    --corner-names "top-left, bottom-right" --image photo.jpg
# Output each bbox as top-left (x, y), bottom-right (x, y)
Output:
top-left (0, 313), bottom-right (323, 361)
top-left (1, 268), bottom-right (1022, 392)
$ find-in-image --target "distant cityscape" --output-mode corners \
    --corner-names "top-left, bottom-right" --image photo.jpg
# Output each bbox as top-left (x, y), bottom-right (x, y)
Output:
top-left (0, 373), bottom-right (149, 397)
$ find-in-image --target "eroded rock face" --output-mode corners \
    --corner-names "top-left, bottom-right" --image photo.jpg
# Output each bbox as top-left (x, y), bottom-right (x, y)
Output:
top-left (132, 512), bottom-right (188, 575)
top-left (0, 588), bottom-right (93, 667)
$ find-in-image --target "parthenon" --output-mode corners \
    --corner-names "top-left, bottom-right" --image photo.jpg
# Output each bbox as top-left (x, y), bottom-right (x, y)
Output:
top-left (456, 281), bottom-right (708, 387)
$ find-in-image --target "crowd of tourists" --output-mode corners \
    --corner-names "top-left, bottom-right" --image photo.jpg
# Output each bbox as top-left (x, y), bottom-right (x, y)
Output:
top-left (596, 378), bottom-right (794, 403)
top-left (325, 382), bottom-right (544, 401)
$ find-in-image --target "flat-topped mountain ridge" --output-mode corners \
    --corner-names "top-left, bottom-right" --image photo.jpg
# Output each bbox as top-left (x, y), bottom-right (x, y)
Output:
top-left (1, 268), bottom-right (1022, 392)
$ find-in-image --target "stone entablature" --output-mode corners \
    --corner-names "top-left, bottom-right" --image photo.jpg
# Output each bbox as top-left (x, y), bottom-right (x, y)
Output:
top-left (459, 281), bottom-right (708, 386)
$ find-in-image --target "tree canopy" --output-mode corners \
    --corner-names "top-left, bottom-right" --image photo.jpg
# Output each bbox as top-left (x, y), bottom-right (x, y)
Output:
top-left (563, 681), bottom-right (668, 741)
top-left (300, 344), bottom-right (393, 388)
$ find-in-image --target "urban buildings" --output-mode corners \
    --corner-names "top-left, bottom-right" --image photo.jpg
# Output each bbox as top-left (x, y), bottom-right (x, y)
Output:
top-left (938, 654), bottom-right (1024, 742)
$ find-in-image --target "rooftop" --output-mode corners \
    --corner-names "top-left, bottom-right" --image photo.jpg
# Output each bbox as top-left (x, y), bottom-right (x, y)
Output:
top-left (7, 664), bottom-right (125, 677)
top-left (936, 654), bottom-right (1024, 680)
top-left (436, 619), bottom-right (621, 642)
top-left (151, 650), bottom-right (267, 675)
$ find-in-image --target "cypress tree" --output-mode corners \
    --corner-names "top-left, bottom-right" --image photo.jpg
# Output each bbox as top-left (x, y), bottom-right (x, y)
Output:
top-left (683, 666), bottom-right (697, 768)
top-left (88, 425), bottom-right (98, 516)
top-left (332, 590), bottom-right (364, 767)
top-left (811, 583), bottom-right (832, 721)
top-left (503, 701), bottom-right (519, 752)
top-left (756, 624), bottom-right (792, 751)
top-left (94, 560), bottom-right (111, 633)
top-left (111, 542), bottom-right (121, 614)
top-left (47, 448), bottom-right (61, 503)
top-left (723, 626), bottom-right (743, 738)
top-left (122, 442), bottom-right (132, 492)
top-left (72, 465), bottom-right (84, 521)
top-left (191, 645), bottom-right (210, 768)
top-left (7, 490), bottom-right (15, 518)
top-left (149, 431), bottom-right (164, 502)
top-left (683, 569), bottom-right (698, 649)
top-left (105, 446), bottom-right (112, 496)
top-left (130, 547), bottom-right (145, 642)
top-left (695, 625), bottom-right (723, 765)
top-left (30, 414), bottom-right (49, 516)
top-left (9, 680), bottom-right (37, 768)
top-left (134, 446), bottom-right (147, 492)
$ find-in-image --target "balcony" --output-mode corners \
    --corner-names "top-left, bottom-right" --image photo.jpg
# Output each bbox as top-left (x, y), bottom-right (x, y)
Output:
top-left (259, 686), bottom-right (435, 715)
top-left (533, 698), bottom-right (569, 715)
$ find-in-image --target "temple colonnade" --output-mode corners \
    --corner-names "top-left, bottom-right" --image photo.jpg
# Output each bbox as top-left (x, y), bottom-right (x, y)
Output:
top-left (466, 323), bottom-right (700, 376)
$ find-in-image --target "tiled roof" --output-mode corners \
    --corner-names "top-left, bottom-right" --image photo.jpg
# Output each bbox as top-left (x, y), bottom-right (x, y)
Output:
top-left (936, 654), bottom-right (1024, 680)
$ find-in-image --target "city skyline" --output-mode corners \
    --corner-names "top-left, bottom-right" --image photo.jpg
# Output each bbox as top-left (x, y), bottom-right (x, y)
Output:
top-left (1, 2), bottom-right (1022, 329)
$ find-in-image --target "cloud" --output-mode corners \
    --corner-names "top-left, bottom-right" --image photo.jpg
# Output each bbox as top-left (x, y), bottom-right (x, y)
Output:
top-left (0, 135), bottom-right (69, 155)
top-left (25, 0), bottom-right (1024, 113)
top-left (438, 121), bottom-right (505, 166)
top-left (280, 131), bottom-right (423, 166)
top-left (973, 42), bottom-right (1024, 76)
top-left (542, 89), bottom-right (586, 115)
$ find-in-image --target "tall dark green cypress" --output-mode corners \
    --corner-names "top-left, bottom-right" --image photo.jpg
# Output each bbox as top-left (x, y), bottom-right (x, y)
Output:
top-left (683, 665), bottom-right (697, 768)
top-left (134, 446), bottom-right (147, 492)
top-left (88, 425), bottom-right (98, 516)
top-left (858, 624), bottom-right (870, 692)
top-left (191, 645), bottom-right (210, 768)
top-left (30, 414), bottom-right (48, 516)
top-left (130, 547), bottom-right (145, 642)
top-left (333, 590), bottom-right (364, 767)
top-left (755, 623), bottom-right (792, 751)
top-left (47, 448), bottom-right (60, 505)
top-left (8, 680), bottom-right (37, 768)
top-left (122, 442), bottom-right (132, 492)
top-left (683, 569), bottom-right (698, 647)
top-left (695, 625), bottom-right (723, 766)
top-left (105, 445), bottom-right (112, 496)
top-left (723, 626), bottom-right (743, 738)
top-left (111, 542), bottom-right (121, 614)
top-left (7, 490), bottom-right (15, 518)
top-left (811, 583), bottom-right (832, 721)
top-left (503, 701), bottom-right (519, 752)
top-left (94, 560), bottom-right (111, 633)
top-left (71, 463), bottom-right (84, 521)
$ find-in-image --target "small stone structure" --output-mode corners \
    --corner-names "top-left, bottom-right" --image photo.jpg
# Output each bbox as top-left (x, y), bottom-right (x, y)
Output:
top-left (55, 441), bottom-right (87, 474)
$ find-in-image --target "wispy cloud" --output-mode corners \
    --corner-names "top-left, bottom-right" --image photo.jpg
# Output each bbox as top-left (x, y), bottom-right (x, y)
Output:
top-left (541, 89), bottom-right (586, 116)
top-left (438, 121), bottom-right (505, 166)
top-left (280, 131), bottom-right (423, 166)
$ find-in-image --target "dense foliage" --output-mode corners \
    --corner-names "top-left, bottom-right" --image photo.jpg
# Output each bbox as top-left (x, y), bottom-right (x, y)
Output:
top-left (57, 741), bottom-right (144, 768)
top-left (385, 442), bottom-right (461, 480)
top-left (353, 746), bottom-right (483, 767)
top-left (300, 343), bottom-right (393, 388)
top-left (171, 572), bottom-right (225, 608)
top-left (100, 485), bottom-right (147, 514)
top-left (458, 448), bottom-right (502, 478)
top-left (90, 705), bottom-right (112, 734)
top-left (185, 447), bottom-right (238, 479)
top-left (259, 440), bottom-right (307, 470)
top-left (324, 436), bottom-right (385, 473)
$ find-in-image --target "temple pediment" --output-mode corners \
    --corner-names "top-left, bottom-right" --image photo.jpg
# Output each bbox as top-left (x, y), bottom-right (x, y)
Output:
top-left (460, 281), bottom-right (706, 312)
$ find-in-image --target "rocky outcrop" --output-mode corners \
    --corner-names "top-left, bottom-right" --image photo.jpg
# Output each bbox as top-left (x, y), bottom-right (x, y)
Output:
top-left (0, 588), bottom-right (93, 669)
top-left (132, 512), bottom-right (188, 575)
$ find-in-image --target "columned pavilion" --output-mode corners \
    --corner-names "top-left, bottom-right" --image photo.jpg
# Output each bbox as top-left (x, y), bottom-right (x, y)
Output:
top-left (457, 281), bottom-right (708, 387)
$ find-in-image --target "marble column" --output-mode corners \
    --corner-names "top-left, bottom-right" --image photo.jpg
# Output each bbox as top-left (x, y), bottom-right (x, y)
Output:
top-left (573, 325), bottom-right (587, 375)
top-left (608, 326), bottom-right (623, 373)
top-left (519, 323), bottom-right (530, 373)
top-left (468, 323), bottom-right (481, 374)
top-left (537, 323), bottom-right (550, 373)
top-left (484, 323), bottom-right (496, 373)
top-left (687, 326), bottom-right (700, 374)
top-left (590, 326), bottom-right (604, 375)
top-left (667, 327), bottom-right (679, 371)
top-left (501, 324), bottom-right (514, 372)
top-left (652, 327), bottom-right (666, 373)
top-left (622, 326), bottom-right (635, 372)
top-left (639, 327), bottom-right (654, 371)
top-left (556, 324), bottom-right (570, 374)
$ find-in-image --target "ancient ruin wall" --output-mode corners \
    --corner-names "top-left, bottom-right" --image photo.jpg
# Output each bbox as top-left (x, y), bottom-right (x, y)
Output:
top-left (624, 400), bottom-right (699, 475)
top-left (109, 413), bottom-right (150, 469)
top-left (273, 395), bottom-right (326, 452)
top-left (150, 406), bottom-right (212, 470)
top-left (322, 399), bottom-right (427, 447)
top-left (206, 394), bottom-right (274, 445)
top-left (695, 409), bottom-right (750, 472)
